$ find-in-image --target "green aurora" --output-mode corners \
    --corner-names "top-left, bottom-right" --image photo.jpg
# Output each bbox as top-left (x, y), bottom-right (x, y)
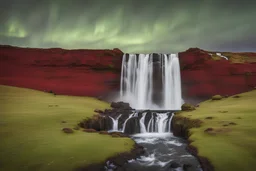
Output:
top-left (0, 0), bottom-right (255, 53)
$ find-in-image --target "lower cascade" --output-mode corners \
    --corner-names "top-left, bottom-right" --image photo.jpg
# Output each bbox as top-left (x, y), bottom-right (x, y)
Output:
top-left (109, 111), bottom-right (174, 134)
top-left (106, 111), bottom-right (202, 171)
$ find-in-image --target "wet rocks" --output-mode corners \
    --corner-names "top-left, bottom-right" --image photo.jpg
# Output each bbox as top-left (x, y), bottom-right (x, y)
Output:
top-left (169, 161), bottom-right (181, 168)
top-left (111, 102), bottom-right (132, 110)
top-left (123, 117), bottom-right (141, 134)
top-left (79, 101), bottom-right (134, 131)
top-left (183, 163), bottom-right (193, 171)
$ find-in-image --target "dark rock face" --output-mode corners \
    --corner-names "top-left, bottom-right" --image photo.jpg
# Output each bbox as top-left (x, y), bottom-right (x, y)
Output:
top-left (123, 117), bottom-right (140, 134)
top-left (79, 101), bottom-right (134, 132)
top-left (110, 102), bottom-right (132, 110)
top-left (169, 161), bottom-right (181, 168)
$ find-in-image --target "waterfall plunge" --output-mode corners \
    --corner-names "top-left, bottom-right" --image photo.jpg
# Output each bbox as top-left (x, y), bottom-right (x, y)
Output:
top-left (120, 53), bottom-right (182, 110)
top-left (109, 114), bottom-right (122, 131)
top-left (115, 112), bottom-right (174, 134)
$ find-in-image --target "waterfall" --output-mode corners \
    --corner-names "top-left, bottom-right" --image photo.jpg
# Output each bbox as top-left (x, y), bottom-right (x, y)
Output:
top-left (116, 112), bottom-right (174, 134)
top-left (122, 113), bottom-right (135, 132)
top-left (139, 112), bottom-right (147, 133)
top-left (109, 114), bottom-right (122, 131)
top-left (168, 113), bottom-right (174, 132)
top-left (120, 53), bottom-right (182, 110)
top-left (147, 114), bottom-right (153, 132)
top-left (156, 113), bottom-right (169, 133)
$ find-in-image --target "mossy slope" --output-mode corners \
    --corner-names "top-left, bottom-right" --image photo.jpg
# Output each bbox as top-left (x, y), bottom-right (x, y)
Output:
top-left (0, 85), bottom-right (134, 171)
top-left (177, 90), bottom-right (256, 171)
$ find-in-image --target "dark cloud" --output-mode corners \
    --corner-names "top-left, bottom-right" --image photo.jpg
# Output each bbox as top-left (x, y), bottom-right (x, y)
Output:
top-left (0, 0), bottom-right (255, 52)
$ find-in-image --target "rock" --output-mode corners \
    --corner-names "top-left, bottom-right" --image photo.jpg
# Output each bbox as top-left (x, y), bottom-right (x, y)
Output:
top-left (169, 161), bottom-right (181, 168)
top-left (211, 95), bottom-right (222, 100)
top-left (229, 122), bottom-right (237, 125)
top-left (205, 116), bottom-right (213, 119)
top-left (123, 117), bottom-right (140, 134)
top-left (204, 128), bottom-right (214, 132)
top-left (196, 104), bottom-right (200, 107)
top-left (223, 124), bottom-right (228, 127)
top-left (83, 129), bottom-right (97, 133)
top-left (183, 163), bottom-right (193, 171)
top-left (110, 102), bottom-right (132, 110)
top-left (61, 121), bottom-right (67, 123)
top-left (94, 109), bottom-right (103, 114)
top-left (62, 128), bottom-right (74, 134)
top-left (181, 103), bottom-right (196, 111)
top-left (233, 95), bottom-right (241, 98)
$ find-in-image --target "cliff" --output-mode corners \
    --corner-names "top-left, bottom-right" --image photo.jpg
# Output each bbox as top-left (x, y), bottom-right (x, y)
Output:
top-left (0, 45), bottom-right (123, 98)
top-left (179, 48), bottom-right (256, 102)
top-left (0, 45), bottom-right (255, 102)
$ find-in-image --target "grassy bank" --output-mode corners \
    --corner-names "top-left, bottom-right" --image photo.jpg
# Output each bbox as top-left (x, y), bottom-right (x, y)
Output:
top-left (177, 90), bottom-right (256, 171)
top-left (0, 85), bottom-right (134, 171)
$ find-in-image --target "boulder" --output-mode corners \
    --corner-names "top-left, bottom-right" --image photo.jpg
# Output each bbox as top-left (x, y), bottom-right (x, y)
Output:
top-left (169, 161), bottom-right (181, 168)
top-left (211, 95), bottom-right (223, 100)
top-left (181, 103), bottom-right (196, 111)
top-left (110, 102), bottom-right (132, 110)
top-left (62, 128), bottom-right (74, 134)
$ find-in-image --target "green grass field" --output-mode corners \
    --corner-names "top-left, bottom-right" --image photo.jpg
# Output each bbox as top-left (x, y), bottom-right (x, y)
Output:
top-left (0, 85), bottom-right (134, 171)
top-left (178, 90), bottom-right (256, 171)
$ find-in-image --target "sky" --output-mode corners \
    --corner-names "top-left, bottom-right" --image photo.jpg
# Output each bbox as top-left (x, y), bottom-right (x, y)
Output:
top-left (0, 0), bottom-right (255, 53)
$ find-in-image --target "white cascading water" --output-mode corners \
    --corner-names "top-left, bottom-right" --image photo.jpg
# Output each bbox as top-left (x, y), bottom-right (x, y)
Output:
top-left (168, 113), bottom-right (174, 132)
top-left (118, 112), bottom-right (173, 133)
top-left (120, 53), bottom-right (182, 110)
top-left (122, 113), bottom-right (135, 132)
top-left (109, 114), bottom-right (122, 131)
top-left (139, 112), bottom-right (147, 133)
top-left (156, 113), bottom-right (169, 133)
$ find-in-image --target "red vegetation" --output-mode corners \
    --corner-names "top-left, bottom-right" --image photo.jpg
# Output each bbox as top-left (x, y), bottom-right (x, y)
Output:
top-left (0, 45), bottom-right (256, 101)
top-left (0, 45), bottom-right (123, 97)
top-left (179, 48), bottom-right (256, 99)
